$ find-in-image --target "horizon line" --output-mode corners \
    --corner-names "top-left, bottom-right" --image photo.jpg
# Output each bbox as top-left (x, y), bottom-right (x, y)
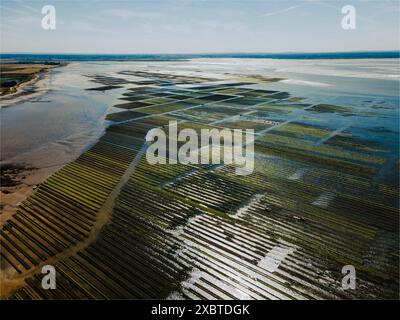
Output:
top-left (1, 50), bottom-right (400, 56)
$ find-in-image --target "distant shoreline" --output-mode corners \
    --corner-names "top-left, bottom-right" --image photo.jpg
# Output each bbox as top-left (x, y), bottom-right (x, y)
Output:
top-left (1, 51), bottom-right (399, 62)
top-left (0, 63), bottom-right (63, 108)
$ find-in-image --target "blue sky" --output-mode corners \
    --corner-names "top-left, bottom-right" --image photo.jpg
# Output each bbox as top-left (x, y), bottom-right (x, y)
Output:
top-left (1, 0), bottom-right (399, 54)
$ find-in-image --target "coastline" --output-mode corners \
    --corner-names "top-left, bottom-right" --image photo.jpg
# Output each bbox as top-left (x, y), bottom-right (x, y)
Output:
top-left (0, 65), bottom-right (64, 219)
top-left (0, 164), bottom-right (62, 223)
top-left (0, 64), bottom-right (62, 109)
top-left (0, 129), bottom-right (105, 223)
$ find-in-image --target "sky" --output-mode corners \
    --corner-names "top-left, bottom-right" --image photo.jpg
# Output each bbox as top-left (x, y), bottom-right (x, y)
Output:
top-left (0, 0), bottom-right (399, 54)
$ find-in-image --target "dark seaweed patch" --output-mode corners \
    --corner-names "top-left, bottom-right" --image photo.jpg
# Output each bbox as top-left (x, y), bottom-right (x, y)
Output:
top-left (265, 91), bottom-right (290, 99)
top-left (166, 94), bottom-right (192, 100)
top-left (86, 85), bottom-right (123, 91)
top-left (106, 111), bottom-right (148, 122)
top-left (113, 101), bottom-right (154, 110)
top-left (1, 163), bottom-right (33, 187)
top-left (309, 104), bottom-right (352, 114)
top-left (119, 95), bottom-right (152, 102)
top-left (196, 94), bottom-right (236, 102)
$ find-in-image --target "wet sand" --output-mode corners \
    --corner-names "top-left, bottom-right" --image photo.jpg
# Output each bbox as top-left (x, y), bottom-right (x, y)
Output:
top-left (1, 165), bottom-right (59, 222)
top-left (0, 62), bottom-right (143, 226)
top-left (0, 59), bottom-right (399, 299)
top-left (0, 64), bottom-right (60, 109)
top-left (0, 66), bottom-right (60, 222)
top-left (0, 128), bottom-right (106, 222)
top-left (1, 59), bottom-right (399, 223)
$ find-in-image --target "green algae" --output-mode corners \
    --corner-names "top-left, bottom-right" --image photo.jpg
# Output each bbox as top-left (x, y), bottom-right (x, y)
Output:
top-left (275, 123), bottom-right (331, 139)
top-left (309, 104), bottom-right (353, 114)
top-left (106, 111), bottom-right (147, 122)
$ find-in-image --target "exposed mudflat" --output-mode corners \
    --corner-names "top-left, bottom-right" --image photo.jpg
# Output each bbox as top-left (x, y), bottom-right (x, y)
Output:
top-left (1, 59), bottom-right (398, 299)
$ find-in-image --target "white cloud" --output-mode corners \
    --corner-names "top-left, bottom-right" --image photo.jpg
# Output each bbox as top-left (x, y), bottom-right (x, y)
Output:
top-left (262, 5), bottom-right (303, 17)
top-left (99, 9), bottom-right (164, 20)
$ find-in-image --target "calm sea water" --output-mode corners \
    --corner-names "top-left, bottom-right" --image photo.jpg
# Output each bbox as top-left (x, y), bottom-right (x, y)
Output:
top-left (1, 51), bottom-right (399, 62)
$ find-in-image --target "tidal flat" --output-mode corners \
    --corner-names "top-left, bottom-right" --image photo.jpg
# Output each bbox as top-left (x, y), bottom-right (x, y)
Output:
top-left (0, 58), bottom-right (399, 299)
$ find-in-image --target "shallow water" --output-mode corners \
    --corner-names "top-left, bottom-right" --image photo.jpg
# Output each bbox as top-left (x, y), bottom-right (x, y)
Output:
top-left (1, 59), bottom-right (398, 174)
top-left (1, 58), bottom-right (399, 299)
top-left (1, 62), bottom-right (130, 167)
